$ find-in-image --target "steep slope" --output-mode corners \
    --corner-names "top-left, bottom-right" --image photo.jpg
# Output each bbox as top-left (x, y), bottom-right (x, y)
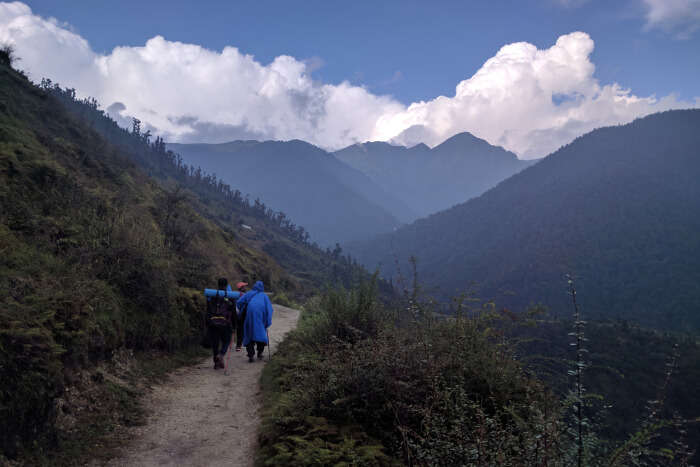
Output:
top-left (0, 61), bottom-right (369, 459)
top-left (168, 140), bottom-right (413, 245)
top-left (348, 110), bottom-right (700, 331)
top-left (334, 132), bottom-right (535, 219)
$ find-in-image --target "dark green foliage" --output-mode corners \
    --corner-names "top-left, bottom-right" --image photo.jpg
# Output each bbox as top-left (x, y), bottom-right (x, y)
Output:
top-left (349, 110), bottom-right (700, 332)
top-left (0, 61), bottom-right (205, 458)
top-left (0, 44), bottom-right (15, 67)
top-left (515, 319), bottom-right (700, 463)
top-left (259, 282), bottom-right (562, 465)
top-left (261, 280), bottom-right (700, 465)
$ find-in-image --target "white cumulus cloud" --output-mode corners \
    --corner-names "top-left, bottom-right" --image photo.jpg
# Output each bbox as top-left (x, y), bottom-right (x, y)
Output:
top-left (0, 2), bottom-right (696, 159)
top-left (379, 32), bottom-right (697, 157)
top-left (642, 0), bottom-right (700, 38)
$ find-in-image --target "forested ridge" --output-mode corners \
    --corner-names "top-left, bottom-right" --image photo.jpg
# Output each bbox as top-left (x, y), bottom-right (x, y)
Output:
top-left (0, 57), bottom-right (373, 461)
top-left (349, 109), bottom-right (700, 332)
top-left (33, 77), bottom-right (376, 290)
top-left (169, 140), bottom-right (412, 246)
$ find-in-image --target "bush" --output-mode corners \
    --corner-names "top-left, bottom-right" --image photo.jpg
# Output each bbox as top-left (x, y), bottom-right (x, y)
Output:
top-left (259, 281), bottom-right (560, 465)
top-left (295, 279), bottom-right (385, 347)
top-left (272, 291), bottom-right (293, 308)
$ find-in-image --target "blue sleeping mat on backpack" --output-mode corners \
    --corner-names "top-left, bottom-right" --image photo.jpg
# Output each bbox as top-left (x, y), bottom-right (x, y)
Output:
top-left (204, 289), bottom-right (241, 299)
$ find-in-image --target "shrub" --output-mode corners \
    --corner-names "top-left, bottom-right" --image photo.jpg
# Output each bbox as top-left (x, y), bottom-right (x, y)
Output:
top-left (272, 291), bottom-right (293, 308)
top-left (259, 280), bottom-right (561, 465)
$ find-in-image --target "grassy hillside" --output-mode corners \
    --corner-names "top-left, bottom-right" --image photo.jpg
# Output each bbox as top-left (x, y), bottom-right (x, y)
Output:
top-left (36, 76), bottom-right (378, 294)
top-left (348, 110), bottom-right (700, 332)
top-left (0, 58), bottom-right (370, 460)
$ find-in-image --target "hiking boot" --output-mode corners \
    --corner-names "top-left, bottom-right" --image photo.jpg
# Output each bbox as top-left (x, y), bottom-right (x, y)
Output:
top-left (257, 352), bottom-right (264, 360)
top-left (214, 356), bottom-right (223, 369)
top-left (248, 355), bottom-right (255, 363)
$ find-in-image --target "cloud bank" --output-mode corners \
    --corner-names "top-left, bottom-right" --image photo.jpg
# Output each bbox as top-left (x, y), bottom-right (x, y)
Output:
top-left (0, 2), bottom-right (696, 158)
top-left (642, 0), bottom-right (700, 39)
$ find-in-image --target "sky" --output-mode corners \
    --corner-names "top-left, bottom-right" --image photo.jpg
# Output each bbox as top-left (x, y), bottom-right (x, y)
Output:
top-left (1, 0), bottom-right (698, 158)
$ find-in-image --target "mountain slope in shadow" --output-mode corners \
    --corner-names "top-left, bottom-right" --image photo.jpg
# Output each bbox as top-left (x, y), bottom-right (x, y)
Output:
top-left (168, 140), bottom-right (413, 246)
top-left (348, 110), bottom-right (700, 332)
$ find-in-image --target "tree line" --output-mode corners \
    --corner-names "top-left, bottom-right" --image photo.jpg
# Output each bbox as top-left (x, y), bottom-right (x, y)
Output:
top-left (39, 78), bottom-right (313, 246)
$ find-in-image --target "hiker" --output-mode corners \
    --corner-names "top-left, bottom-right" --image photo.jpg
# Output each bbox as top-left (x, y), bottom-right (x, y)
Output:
top-left (237, 280), bottom-right (273, 363)
top-left (234, 281), bottom-right (249, 352)
top-left (206, 278), bottom-right (235, 369)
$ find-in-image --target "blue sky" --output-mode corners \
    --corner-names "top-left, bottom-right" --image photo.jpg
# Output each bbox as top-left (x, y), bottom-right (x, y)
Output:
top-left (22, 0), bottom-right (700, 103)
top-left (2, 0), bottom-right (698, 157)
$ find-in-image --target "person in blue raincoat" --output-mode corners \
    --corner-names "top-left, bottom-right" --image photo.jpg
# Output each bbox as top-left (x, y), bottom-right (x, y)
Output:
top-left (237, 281), bottom-right (274, 362)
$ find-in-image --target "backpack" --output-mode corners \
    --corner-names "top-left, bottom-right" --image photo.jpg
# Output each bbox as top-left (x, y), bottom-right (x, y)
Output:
top-left (206, 293), bottom-right (233, 328)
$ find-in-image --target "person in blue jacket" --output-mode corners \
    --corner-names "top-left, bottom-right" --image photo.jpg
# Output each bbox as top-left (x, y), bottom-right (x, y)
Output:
top-left (237, 281), bottom-right (274, 362)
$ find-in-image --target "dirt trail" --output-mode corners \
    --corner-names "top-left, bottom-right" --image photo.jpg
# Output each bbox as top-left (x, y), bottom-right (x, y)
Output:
top-left (103, 304), bottom-right (300, 467)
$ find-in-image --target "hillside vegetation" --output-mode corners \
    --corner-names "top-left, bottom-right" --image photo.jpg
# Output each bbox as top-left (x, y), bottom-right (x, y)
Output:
top-left (511, 318), bottom-right (700, 457)
top-left (349, 110), bottom-right (700, 332)
top-left (259, 280), bottom-right (699, 465)
top-left (0, 58), bottom-right (368, 460)
top-left (259, 282), bottom-right (560, 465)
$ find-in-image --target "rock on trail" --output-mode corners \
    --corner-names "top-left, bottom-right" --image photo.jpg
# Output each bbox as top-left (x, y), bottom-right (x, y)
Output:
top-left (103, 304), bottom-right (300, 467)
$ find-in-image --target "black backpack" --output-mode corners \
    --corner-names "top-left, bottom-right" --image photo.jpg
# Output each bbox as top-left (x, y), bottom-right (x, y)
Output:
top-left (206, 293), bottom-right (233, 328)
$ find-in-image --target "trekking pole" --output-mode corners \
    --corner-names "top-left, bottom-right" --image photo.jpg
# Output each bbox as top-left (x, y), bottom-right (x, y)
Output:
top-left (266, 329), bottom-right (271, 361)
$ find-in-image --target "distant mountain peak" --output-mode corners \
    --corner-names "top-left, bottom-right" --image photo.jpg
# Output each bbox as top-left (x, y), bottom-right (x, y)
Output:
top-left (434, 131), bottom-right (491, 150)
top-left (408, 142), bottom-right (430, 151)
top-left (431, 131), bottom-right (520, 161)
top-left (333, 129), bottom-right (531, 219)
top-left (389, 124), bottom-right (438, 147)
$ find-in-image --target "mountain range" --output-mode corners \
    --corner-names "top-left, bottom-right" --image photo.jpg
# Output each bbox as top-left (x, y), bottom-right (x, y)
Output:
top-left (347, 110), bottom-right (700, 332)
top-left (333, 133), bottom-right (536, 219)
top-left (169, 132), bottom-right (534, 246)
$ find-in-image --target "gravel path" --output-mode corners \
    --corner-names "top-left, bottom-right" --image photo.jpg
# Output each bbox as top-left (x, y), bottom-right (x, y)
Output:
top-left (103, 304), bottom-right (300, 467)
